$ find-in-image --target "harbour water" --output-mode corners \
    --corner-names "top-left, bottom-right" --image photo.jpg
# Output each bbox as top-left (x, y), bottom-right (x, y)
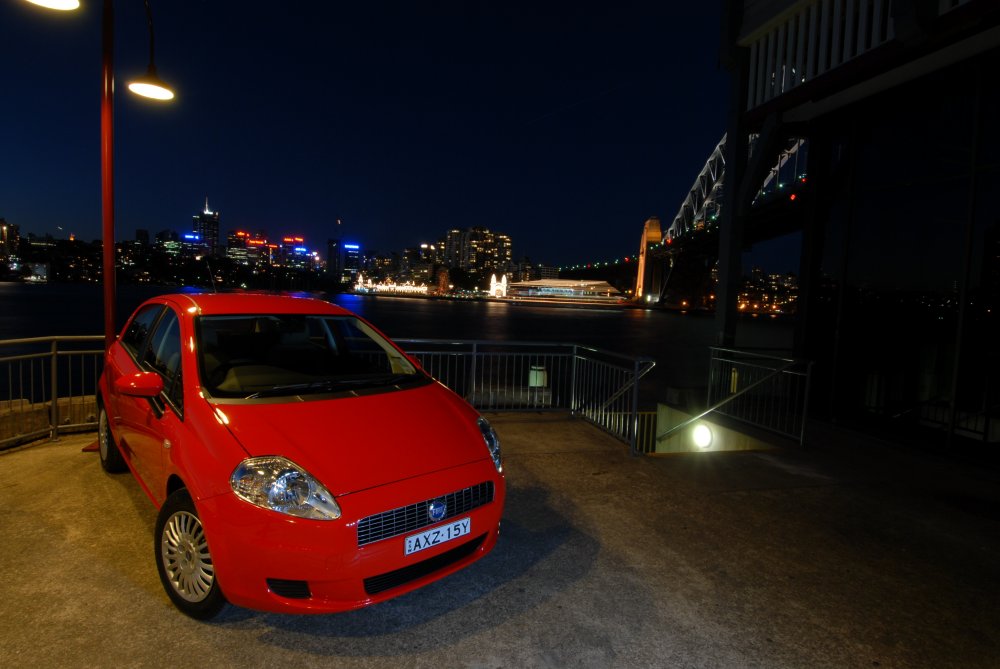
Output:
top-left (0, 282), bottom-right (794, 403)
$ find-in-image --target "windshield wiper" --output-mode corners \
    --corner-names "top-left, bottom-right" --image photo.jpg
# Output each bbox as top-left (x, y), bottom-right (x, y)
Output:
top-left (243, 375), bottom-right (421, 399)
top-left (244, 379), bottom-right (365, 399)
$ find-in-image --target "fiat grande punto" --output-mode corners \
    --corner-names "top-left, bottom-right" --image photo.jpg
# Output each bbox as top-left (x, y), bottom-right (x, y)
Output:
top-left (97, 293), bottom-right (505, 619)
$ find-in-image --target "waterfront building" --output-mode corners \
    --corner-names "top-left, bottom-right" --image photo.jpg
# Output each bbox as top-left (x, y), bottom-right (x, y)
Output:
top-left (442, 227), bottom-right (513, 275)
top-left (506, 279), bottom-right (623, 302)
top-left (326, 239), bottom-right (361, 283)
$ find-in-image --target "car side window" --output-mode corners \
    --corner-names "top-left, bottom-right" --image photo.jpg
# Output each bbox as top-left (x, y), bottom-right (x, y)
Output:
top-left (142, 308), bottom-right (183, 414)
top-left (120, 304), bottom-right (163, 359)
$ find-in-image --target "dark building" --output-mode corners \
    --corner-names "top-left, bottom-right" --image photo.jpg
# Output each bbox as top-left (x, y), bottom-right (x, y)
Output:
top-left (717, 0), bottom-right (1000, 447)
top-left (0, 219), bottom-right (19, 258)
top-left (326, 239), bottom-right (361, 283)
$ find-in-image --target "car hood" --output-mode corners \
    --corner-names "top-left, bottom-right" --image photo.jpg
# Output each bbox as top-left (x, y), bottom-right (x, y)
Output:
top-left (214, 382), bottom-right (486, 496)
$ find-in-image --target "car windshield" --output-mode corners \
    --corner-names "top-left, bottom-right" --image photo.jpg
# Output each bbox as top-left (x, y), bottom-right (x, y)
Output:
top-left (196, 314), bottom-right (427, 400)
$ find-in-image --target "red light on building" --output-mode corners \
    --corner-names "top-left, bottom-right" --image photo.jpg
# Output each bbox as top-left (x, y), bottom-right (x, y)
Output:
top-left (789, 193), bottom-right (797, 201)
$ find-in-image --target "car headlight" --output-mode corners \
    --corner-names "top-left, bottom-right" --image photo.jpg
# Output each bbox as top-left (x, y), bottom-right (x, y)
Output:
top-left (478, 417), bottom-right (502, 473)
top-left (231, 456), bottom-right (341, 520)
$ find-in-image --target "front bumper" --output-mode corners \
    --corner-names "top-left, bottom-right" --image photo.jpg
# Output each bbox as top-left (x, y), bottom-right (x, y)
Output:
top-left (196, 459), bottom-right (505, 614)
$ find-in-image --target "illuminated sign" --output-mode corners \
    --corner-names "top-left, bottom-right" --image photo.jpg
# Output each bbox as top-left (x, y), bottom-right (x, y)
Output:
top-left (344, 244), bottom-right (360, 250)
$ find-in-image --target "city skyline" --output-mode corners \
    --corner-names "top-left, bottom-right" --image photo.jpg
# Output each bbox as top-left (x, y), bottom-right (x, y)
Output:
top-left (0, 3), bottom-right (727, 268)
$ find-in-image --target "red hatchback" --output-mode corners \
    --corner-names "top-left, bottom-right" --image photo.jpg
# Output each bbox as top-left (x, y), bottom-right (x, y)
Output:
top-left (97, 293), bottom-right (505, 618)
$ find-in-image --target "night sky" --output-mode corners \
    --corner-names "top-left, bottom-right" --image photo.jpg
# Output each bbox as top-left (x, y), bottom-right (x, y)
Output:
top-left (2, 1), bottom-right (728, 268)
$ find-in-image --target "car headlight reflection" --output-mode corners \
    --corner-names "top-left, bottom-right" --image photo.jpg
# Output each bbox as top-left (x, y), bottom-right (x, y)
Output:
top-left (478, 417), bottom-right (502, 473)
top-left (231, 456), bottom-right (341, 520)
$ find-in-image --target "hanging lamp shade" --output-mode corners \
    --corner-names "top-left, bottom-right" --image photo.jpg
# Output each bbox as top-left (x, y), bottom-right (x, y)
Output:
top-left (128, 64), bottom-right (174, 100)
top-left (23, 0), bottom-right (80, 10)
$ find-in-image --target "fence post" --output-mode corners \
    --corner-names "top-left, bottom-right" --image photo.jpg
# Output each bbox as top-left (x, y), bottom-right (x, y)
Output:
top-left (469, 342), bottom-right (478, 404)
top-left (629, 357), bottom-right (640, 456)
top-left (49, 339), bottom-right (60, 441)
top-left (570, 345), bottom-right (578, 414)
top-left (799, 360), bottom-right (814, 446)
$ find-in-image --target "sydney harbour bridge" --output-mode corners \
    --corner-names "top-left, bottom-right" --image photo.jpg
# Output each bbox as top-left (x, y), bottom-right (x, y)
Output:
top-left (632, 133), bottom-right (809, 309)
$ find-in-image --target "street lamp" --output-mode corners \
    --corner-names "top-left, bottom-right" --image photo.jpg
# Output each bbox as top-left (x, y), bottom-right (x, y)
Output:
top-left (25, 0), bottom-right (175, 348)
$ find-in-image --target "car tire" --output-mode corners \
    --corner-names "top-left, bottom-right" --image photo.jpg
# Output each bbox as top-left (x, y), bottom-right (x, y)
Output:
top-left (155, 489), bottom-right (227, 620)
top-left (97, 405), bottom-right (127, 473)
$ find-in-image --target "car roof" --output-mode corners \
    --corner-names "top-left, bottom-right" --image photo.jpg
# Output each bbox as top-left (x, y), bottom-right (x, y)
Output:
top-left (152, 292), bottom-right (353, 317)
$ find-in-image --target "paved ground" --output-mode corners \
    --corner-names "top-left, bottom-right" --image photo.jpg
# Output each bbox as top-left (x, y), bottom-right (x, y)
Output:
top-left (1, 413), bottom-right (999, 668)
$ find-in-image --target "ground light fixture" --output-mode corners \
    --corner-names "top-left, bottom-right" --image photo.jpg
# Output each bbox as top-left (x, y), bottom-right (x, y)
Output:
top-left (692, 423), bottom-right (713, 450)
top-left (24, 0), bottom-right (175, 348)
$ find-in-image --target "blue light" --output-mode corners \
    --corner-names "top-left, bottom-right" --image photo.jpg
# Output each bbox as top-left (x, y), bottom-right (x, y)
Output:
top-left (184, 234), bottom-right (201, 241)
top-left (344, 244), bottom-right (360, 250)
top-left (294, 247), bottom-right (307, 253)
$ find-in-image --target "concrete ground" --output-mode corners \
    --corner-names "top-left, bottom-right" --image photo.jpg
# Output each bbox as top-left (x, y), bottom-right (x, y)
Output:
top-left (1, 413), bottom-right (999, 669)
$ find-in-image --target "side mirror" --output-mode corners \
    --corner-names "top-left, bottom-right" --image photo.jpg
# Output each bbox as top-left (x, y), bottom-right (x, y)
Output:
top-left (115, 371), bottom-right (164, 398)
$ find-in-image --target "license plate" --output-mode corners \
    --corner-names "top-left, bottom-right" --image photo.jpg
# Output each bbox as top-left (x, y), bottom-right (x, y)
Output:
top-left (404, 517), bottom-right (471, 556)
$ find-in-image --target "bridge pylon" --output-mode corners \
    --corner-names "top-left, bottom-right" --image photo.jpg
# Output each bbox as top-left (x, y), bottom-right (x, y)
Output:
top-left (634, 217), bottom-right (663, 303)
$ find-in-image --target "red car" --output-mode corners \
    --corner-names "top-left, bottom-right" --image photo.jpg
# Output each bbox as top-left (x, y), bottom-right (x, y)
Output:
top-left (97, 293), bottom-right (505, 619)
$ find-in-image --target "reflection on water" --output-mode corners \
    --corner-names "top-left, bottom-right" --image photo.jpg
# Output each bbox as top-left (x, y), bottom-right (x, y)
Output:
top-left (0, 283), bottom-right (793, 399)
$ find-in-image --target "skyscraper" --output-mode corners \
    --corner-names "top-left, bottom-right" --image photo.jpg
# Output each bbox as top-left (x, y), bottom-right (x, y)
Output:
top-left (193, 197), bottom-right (221, 256)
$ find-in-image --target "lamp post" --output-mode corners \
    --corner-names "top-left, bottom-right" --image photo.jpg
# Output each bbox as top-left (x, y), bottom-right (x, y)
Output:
top-left (25, 0), bottom-right (174, 348)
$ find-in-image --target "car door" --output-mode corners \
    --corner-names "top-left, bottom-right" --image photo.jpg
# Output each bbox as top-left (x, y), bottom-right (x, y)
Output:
top-left (121, 306), bottom-right (184, 505)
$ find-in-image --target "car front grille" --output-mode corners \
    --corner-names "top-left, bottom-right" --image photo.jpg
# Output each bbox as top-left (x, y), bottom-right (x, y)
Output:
top-left (363, 534), bottom-right (486, 595)
top-left (357, 481), bottom-right (494, 547)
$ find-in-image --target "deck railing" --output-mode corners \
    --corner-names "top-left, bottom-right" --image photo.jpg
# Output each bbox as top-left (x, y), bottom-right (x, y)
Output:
top-left (394, 339), bottom-right (656, 455)
top-left (1, 336), bottom-right (104, 450)
top-left (1, 335), bottom-right (656, 455)
top-left (706, 347), bottom-right (813, 444)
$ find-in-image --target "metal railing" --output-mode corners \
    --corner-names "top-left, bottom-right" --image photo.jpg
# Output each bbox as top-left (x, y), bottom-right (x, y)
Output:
top-left (395, 339), bottom-right (656, 454)
top-left (648, 348), bottom-right (812, 451)
top-left (706, 347), bottom-right (812, 444)
top-left (1, 336), bottom-right (104, 450)
top-left (1, 335), bottom-right (656, 456)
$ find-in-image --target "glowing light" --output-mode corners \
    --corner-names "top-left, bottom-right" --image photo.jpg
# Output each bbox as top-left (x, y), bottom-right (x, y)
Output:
top-left (692, 424), bottom-right (713, 449)
top-left (354, 273), bottom-right (429, 295)
top-left (24, 0), bottom-right (79, 10)
top-left (127, 81), bottom-right (174, 101)
top-left (344, 244), bottom-right (360, 250)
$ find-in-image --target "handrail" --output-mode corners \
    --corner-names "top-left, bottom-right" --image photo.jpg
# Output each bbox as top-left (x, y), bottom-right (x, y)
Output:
top-left (2, 334), bottom-right (654, 456)
top-left (1, 335), bottom-right (106, 449)
top-left (656, 358), bottom-right (799, 443)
